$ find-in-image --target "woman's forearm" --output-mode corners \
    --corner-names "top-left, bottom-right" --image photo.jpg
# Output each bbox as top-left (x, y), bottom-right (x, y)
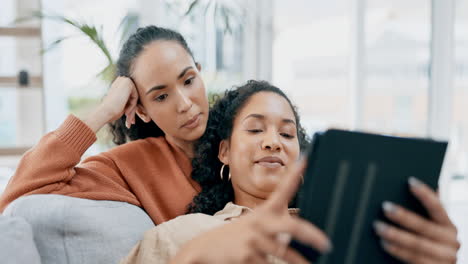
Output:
top-left (81, 104), bottom-right (115, 133)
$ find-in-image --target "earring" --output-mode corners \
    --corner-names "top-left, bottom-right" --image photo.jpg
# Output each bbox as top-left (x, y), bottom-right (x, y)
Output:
top-left (220, 164), bottom-right (231, 181)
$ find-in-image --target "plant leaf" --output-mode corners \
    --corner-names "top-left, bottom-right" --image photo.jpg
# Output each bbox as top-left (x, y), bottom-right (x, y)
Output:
top-left (40, 35), bottom-right (73, 54)
top-left (118, 12), bottom-right (139, 46)
top-left (96, 63), bottom-right (117, 83)
top-left (74, 23), bottom-right (114, 66)
top-left (184, 0), bottom-right (200, 16)
top-left (19, 11), bottom-right (115, 67)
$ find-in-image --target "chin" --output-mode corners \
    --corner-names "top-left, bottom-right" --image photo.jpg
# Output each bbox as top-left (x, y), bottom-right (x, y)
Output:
top-left (252, 175), bottom-right (281, 193)
top-left (183, 125), bottom-right (206, 141)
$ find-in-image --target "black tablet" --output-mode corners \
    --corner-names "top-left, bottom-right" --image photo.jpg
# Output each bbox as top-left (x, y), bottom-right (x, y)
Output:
top-left (291, 129), bottom-right (448, 264)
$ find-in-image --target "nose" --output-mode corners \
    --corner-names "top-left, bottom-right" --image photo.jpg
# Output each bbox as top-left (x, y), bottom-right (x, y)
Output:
top-left (176, 87), bottom-right (193, 113)
top-left (261, 130), bottom-right (282, 152)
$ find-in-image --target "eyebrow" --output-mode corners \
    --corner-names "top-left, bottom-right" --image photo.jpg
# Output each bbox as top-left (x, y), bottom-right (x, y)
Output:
top-left (145, 66), bottom-right (194, 95)
top-left (243, 113), bottom-right (296, 126)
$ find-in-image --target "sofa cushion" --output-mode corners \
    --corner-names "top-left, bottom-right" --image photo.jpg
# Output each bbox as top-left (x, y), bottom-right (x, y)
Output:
top-left (0, 214), bottom-right (41, 264)
top-left (3, 194), bottom-right (155, 264)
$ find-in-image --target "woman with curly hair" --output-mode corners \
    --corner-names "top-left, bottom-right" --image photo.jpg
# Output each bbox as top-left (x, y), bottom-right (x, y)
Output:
top-left (122, 80), bottom-right (460, 264)
top-left (187, 80), bottom-right (310, 216)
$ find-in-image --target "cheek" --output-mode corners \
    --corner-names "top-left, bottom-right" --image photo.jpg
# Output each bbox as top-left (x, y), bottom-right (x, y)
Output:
top-left (192, 82), bottom-right (208, 107)
top-left (146, 106), bottom-right (176, 132)
top-left (229, 135), bottom-right (257, 165)
top-left (229, 143), bottom-right (257, 187)
top-left (287, 140), bottom-right (301, 160)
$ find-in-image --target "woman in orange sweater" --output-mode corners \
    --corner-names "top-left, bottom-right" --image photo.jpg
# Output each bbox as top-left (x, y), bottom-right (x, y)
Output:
top-left (0, 26), bottom-right (210, 224)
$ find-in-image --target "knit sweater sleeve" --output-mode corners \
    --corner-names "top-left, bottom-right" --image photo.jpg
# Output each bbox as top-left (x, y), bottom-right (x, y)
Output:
top-left (0, 115), bottom-right (137, 212)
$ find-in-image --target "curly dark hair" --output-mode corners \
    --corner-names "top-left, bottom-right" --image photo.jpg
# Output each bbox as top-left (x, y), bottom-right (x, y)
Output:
top-left (187, 80), bottom-right (310, 215)
top-left (109, 25), bottom-right (195, 145)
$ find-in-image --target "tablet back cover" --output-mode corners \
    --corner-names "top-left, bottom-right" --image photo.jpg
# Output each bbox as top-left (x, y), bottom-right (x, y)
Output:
top-left (295, 129), bottom-right (447, 264)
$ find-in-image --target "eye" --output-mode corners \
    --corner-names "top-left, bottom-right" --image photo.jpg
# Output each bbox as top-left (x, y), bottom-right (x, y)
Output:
top-left (280, 133), bottom-right (295, 139)
top-left (248, 129), bottom-right (263, 133)
top-left (184, 77), bottom-right (195, 86)
top-left (155, 94), bottom-right (168, 102)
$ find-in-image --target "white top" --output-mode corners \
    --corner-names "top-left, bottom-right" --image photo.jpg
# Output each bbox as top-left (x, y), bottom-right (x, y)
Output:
top-left (121, 202), bottom-right (296, 264)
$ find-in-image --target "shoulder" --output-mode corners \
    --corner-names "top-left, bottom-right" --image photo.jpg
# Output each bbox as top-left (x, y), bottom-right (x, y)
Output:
top-left (128, 213), bottom-right (224, 263)
top-left (160, 213), bottom-right (223, 231)
top-left (143, 213), bottom-right (225, 249)
top-left (154, 213), bottom-right (225, 239)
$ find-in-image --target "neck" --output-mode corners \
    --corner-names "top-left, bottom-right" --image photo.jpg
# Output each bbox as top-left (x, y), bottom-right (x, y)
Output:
top-left (232, 184), bottom-right (269, 209)
top-left (232, 185), bottom-right (289, 212)
top-left (165, 135), bottom-right (195, 158)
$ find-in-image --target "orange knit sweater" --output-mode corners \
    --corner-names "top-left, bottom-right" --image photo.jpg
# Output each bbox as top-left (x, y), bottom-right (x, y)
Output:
top-left (0, 115), bottom-right (201, 224)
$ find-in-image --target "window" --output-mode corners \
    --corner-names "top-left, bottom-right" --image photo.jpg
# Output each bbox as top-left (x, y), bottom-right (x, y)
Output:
top-left (153, 0), bottom-right (247, 95)
top-left (364, 0), bottom-right (430, 136)
top-left (448, 1), bottom-right (468, 262)
top-left (0, 0), bottom-right (44, 149)
top-left (452, 0), bottom-right (468, 186)
top-left (0, 0), bottom-right (43, 192)
top-left (273, 0), bottom-right (351, 135)
top-left (272, 1), bottom-right (467, 260)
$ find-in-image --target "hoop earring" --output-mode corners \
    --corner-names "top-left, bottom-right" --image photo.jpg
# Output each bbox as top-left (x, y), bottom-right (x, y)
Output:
top-left (220, 164), bottom-right (231, 181)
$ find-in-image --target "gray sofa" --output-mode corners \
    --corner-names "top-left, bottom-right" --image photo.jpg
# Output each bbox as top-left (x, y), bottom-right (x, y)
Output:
top-left (1, 194), bottom-right (155, 264)
top-left (0, 214), bottom-right (41, 264)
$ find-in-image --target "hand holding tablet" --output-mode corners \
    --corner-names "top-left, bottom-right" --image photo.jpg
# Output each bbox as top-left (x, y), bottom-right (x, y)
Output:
top-left (375, 176), bottom-right (460, 264)
top-left (292, 129), bottom-right (458, 264)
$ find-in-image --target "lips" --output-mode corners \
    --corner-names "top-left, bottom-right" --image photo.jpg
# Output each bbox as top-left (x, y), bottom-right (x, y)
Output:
top-left (255, 156), bottom-right (284, 168)
top-left (181, 113), bottom-right (201, 129)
